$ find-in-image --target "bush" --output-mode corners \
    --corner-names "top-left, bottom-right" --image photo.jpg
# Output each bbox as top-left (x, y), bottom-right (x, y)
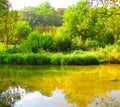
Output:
top-left (54, 28), bottom-right (71, 52)
top-left (41, 33), bottom-right (54, 51)
top-left (71, 36), bottom-right (83, 50)
top-left (104, 32), bottom-right (114, 45)
top-left (20, 31), bottom-right (41, 53)
top-left (85, 39), bottom-right (99, 50)
top-left (95, 45), bottom-right (120, 64)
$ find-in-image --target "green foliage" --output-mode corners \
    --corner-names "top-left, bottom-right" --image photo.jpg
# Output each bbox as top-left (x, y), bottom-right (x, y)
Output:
top-left (23, 1), bottom-right (62, 31)
top-left (62, 52), bottom-right (100, 65)
top-left (54, 27), bottom-right (71, 52)
top-left (0, 53), bottom-right (8, 64)
top-left (0, 10), bottom-right (17, 47)
top-left (98, 32), bottom-right (114, 45)
top-left (62, 1), bottom-right (100, 42)
top-left (71, 36), bottom-right (83, 50)
top-left (0, 0), bottom-right (10, 17)
top-left (14, 21), bottom-right (32, 42)
top-left (25, 53), bottom-right (51, 65)
top-left (20, 31), bottom-right (41, 53)
top-left (41, 33), bottom-right (54, 51)
top-left (5, 47), bottom-right (18, 53)
top-left (20, 31), bottom-right (54, 53)
top-left (95, 45), bottom-right (120, 64)
top-left (60, 0), bottom-right (120, 50)
top-left (115, 40), bottom-right (120, 46)
top-left (0, 52), bottom-right (100, 65)
top-left (85, 39), bottom-right (96, 50)
top-left (50, 53), bottom-right (63, 65)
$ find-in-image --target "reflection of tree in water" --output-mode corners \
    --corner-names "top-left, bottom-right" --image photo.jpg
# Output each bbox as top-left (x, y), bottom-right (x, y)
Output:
top-left (0, 87), bottom-right (76, 107)
top-left (87, 90), bottom-right (120, 107)
top-left (0, 86), bottom-right (26, 107)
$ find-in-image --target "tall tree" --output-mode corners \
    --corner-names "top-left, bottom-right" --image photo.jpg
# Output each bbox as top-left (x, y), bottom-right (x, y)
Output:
top-left (23, 1), bottom-right (62, 32)
top-left (0, 0), bottom-right (18, 47)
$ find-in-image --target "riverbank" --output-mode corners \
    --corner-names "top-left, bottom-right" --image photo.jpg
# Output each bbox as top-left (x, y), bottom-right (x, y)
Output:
top-left (0, 50), bottom-right (120, 65)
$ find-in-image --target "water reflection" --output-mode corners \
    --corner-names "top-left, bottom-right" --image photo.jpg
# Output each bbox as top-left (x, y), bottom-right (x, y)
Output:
top-left (0, 86), bottom-right (26, 107)
top-left (0, 64), bottom-right (120, 106)
top-left (87, 90), bottom-right (120, 107)
top-left (0, 86), bottom-right (76, 107)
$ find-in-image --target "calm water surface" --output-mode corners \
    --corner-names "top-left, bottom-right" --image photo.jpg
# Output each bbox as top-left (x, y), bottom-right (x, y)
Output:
top-left (0, 64), bottom-right (120, 107)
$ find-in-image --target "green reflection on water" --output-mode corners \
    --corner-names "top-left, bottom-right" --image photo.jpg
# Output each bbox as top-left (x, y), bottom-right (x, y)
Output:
top-left (0, 64), bottom-right (120, 107)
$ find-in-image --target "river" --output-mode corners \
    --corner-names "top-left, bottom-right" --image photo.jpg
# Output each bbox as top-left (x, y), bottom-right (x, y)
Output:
top-left (0, 64), bottom-right (120, 107)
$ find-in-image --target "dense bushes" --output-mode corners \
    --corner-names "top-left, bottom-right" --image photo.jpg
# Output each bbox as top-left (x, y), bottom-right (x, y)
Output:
top-left (95, 45), bottom-right (120, 64)
top-left (0, 52), bottom-right (100, 65)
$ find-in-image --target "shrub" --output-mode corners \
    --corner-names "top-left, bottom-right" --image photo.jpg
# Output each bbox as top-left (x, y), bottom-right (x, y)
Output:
top-left (71, 36), bottom-right (83, 50)
top-left (85, 39), bottom-right (99, 50)
top-left (41, 33), bottom-right (54, 51)
top-left (104, 32), bottom-right (114, 45)
top-left (54, 28), bottom-right (71, 52)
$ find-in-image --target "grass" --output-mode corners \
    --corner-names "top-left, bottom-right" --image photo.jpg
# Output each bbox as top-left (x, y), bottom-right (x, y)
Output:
top-left (0, 52), bottom-right (100, 65)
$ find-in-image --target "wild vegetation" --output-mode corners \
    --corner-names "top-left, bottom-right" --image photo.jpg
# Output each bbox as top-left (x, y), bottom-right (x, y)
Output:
top-left (0, 0), bottom-right (120, 65)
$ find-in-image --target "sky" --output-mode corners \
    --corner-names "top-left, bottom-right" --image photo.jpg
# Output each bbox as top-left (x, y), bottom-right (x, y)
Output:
top-left (10, 0), bottom-right (79, 10)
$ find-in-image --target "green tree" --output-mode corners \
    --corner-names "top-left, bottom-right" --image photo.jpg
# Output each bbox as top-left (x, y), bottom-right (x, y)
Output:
top-left (106, 4), bottom-right (120, 41)
top-left (20, 31), bottom-right (54, 53)
top-left (1, 11), bottom-right (17, 47)
top-left (14, 21), bottom-right (32, 43)
top-left (54, 27), bottom-right (71, 52)
top-left (61, 0), bottom-right (116, 50)
top-left (23, 1), bottom-right (62, 32)
top-left (0, 0), bottom-right (20, 47)
top-left (62, 1), bottom-right (100, 43)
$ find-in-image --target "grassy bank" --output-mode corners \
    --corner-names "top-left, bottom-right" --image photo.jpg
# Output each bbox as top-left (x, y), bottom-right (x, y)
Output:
top-left (0, 44), bottom-right (119, 65)
top-left (0, 52), bottom-right (100, 65)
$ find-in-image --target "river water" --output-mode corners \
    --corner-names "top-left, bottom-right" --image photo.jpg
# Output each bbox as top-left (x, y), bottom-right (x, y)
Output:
top-left (0, 64), bottom-right (120, 107)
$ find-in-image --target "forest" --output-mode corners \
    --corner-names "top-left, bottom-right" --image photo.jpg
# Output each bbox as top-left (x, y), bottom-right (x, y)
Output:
top-left (0, 0), bottom-right (120, 65)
